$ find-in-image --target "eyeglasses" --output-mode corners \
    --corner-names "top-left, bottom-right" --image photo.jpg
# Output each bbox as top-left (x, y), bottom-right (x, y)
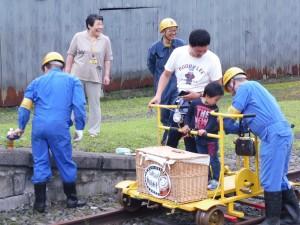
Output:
top-left (166, 28), bottom-right (178, 33)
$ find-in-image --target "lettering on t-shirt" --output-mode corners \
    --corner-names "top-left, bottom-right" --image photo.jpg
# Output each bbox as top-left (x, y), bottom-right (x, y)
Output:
top-left (195, 105), bottom-right (212, 129)
top-left (178, 64), bottom-right (206, 85)
top-left (178, 64), bottom-right (205, 74)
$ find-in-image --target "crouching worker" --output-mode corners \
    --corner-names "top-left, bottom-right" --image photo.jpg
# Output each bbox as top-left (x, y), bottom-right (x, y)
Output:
top-left (223, 67), bottom-right (300, 225)
top-left (8, 52), bottom-right (87, 212)
top-left (180, 82), bottom-right (224, 190)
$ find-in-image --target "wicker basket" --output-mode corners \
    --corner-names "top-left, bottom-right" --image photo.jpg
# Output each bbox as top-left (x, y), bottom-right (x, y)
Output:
top-left (136, 146), bottom-right (209, 203)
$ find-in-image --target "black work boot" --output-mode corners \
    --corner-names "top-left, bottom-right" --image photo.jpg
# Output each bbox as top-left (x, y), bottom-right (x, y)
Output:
top-left (63, 182), bottom-right (86, 208)
top-left (33, 182), bottom-right (46, 213)
top-left (280, 189), bottom-right (300, 225)
top-left (258, 191), bottom-right (282, 225)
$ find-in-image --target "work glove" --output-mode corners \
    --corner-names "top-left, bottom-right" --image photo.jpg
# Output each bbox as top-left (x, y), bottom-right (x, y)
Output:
top-left (6, 128), bottom-right (23, 140)
top-left (73, 130), bottom-right (83, 142)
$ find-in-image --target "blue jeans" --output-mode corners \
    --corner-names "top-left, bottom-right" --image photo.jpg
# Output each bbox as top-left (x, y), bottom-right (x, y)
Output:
top-left (196, 139), bottom-right (220, 180)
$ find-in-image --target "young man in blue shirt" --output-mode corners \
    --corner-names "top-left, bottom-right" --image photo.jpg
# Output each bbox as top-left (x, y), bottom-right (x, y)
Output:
top-left (147, 17), bottom-right (185, 144)
top-left (223, 67), bottom-right (300, 225)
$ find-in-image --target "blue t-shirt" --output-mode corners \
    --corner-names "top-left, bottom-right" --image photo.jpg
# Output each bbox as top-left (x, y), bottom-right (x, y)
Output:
top-left (232, 81), bottom-right (289, 139)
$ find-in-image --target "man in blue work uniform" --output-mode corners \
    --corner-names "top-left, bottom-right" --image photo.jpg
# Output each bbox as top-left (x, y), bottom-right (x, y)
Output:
top-left (147, 17), bottom-right (185, 144)
top-left (9, 52), bottom-right (86, 213)
top-left (223, 67), bottom-right (300, 225)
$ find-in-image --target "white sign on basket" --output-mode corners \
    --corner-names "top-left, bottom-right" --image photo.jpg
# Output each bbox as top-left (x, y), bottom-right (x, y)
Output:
top-left (144, 164), bottom-right (171, 198)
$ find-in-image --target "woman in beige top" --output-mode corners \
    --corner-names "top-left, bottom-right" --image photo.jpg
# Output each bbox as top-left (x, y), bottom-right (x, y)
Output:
top-left (65, 14), bottom-right (113, 137)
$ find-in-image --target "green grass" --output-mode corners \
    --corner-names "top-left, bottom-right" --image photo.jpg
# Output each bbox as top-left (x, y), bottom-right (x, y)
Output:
top-left (1, 80), bottom-right (300, 152)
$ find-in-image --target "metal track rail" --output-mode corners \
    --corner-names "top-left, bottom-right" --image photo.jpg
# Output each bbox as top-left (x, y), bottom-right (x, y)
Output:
top-left (51, 207), bottom-right (160, 225)
top-left (234, 169), bottom-right (300, 225)
top-left (52, 170), bottom-right (300, 225)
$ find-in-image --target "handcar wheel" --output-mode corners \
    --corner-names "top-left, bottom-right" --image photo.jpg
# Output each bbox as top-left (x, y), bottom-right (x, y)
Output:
top-left (195, 207), bottom-right (224, 225)
top-left (117, 189), bottom-right (142, 212)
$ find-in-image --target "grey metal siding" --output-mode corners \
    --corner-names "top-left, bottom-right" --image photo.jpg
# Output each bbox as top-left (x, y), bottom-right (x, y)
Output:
top-left (0, 0), bottom-right (300, 106)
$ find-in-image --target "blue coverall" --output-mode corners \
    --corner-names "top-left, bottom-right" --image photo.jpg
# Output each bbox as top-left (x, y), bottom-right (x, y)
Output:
top-left (231, 81), bottom-right (293, 192)
top-left (18, 68), bottom-right (86, 184)
top-left (147, 38), bottom-right (185, 125)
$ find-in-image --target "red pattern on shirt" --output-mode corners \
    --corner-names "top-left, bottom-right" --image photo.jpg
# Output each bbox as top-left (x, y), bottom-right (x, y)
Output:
top-left (195, 105), bottom-right (212, 129)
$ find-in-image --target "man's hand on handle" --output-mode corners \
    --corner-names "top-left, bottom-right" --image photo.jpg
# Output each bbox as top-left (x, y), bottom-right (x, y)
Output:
top-left (148, 95), bottom-right (161, 107)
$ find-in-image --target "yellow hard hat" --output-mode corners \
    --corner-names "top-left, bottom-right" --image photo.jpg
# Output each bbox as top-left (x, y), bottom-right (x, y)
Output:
top-left (223, 67), bottom-right (246, 92)
top-left (41, 52), bottom-right (65, 67)
top-left (159, 18), bottom-right (178, 32)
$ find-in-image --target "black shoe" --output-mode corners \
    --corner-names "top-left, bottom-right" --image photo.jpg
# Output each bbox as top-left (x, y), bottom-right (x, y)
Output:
top-left (63, 182), bottom-right (86, 208)
top-left (258, 191), bottom-right (282, 225)
top-left (280, 189), bottom-right (300, 225)
top-left (66, 198), bottom-right (87, 208)
top-left (33, 182), bottom-right (46, 213)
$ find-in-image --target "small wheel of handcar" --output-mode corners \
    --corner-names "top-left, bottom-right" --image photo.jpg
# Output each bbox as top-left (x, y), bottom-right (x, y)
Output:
top-left (195, 207), bottom-right (224, 225)
top-left (117, 189), bottom-right (142, 212)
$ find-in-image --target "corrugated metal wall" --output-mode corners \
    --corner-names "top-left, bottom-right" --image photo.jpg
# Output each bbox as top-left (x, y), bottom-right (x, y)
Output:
top-left (1, 0), bottom-right (300, 106)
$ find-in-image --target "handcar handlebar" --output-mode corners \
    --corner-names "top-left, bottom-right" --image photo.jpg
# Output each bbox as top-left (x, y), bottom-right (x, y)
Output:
top-left (161, 126), bottom-right (219, 139)
top-left (149, 104), bottom-right (178, 109)
top-left (242, 114), bottom-right (256, 118)
top-left (210, 111), bottom-right (256, 119)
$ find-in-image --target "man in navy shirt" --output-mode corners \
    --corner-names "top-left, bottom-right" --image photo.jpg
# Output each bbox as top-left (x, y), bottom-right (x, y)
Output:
top-left (147, 17), bottom-right (185, 144)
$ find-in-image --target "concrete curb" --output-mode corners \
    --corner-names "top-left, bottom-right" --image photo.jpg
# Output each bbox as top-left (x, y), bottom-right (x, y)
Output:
top-left (0, 148), bottom-right (136, 170)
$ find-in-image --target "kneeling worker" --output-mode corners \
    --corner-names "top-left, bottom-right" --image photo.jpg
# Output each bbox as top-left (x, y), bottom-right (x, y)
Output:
top-left (9, 52), bottom-right (86, 212)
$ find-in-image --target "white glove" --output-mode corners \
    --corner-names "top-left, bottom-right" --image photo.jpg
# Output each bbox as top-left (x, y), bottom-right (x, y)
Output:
top-left (73, 130), bottom-right (83, 142)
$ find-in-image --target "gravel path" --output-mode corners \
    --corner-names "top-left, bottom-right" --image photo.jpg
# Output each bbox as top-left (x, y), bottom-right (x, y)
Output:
top-left (1, 151), bottom-right (300, 225)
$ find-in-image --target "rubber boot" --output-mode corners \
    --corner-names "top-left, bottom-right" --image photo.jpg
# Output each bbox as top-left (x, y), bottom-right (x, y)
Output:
top-left (33, 182), bottom-right (46, 213)
top-left (63, 182), bottom-right (86, 208)
top-left (258, 191), bottom-right (282, 225)
top-left (280, 189), bottom-right (300, 225)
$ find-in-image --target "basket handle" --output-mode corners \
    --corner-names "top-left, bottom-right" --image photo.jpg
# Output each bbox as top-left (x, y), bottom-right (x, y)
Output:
top-left (171, 149), bottom-right (185, 154)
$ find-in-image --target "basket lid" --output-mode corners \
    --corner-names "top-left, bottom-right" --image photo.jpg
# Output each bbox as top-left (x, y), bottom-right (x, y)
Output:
top-left (136, 146), bottom-right (209, 160)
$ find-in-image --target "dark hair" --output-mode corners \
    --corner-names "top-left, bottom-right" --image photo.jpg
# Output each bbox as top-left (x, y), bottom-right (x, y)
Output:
top-left (203, 82), bottom-right (224, 97)
top-left (86, 14), bottom-right (103, 29)
top-left (189, 29), bottom-right (211, 47)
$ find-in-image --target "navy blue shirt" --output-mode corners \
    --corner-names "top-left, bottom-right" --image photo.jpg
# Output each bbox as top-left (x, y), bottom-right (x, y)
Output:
top-left (147, 38), bottom-right (185, 104)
